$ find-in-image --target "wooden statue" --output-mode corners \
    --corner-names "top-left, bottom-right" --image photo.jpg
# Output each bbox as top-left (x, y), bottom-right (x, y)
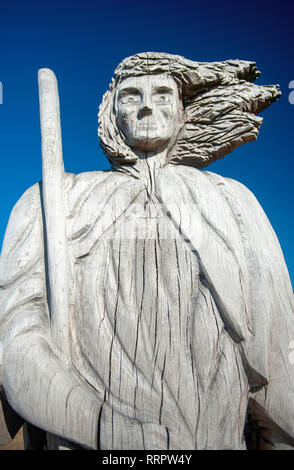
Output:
top-left (0, 53), bottom-right (293, 450)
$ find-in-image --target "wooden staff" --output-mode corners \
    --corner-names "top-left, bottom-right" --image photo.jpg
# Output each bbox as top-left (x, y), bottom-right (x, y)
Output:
top-left (38, 69), bottom-right (70, 368)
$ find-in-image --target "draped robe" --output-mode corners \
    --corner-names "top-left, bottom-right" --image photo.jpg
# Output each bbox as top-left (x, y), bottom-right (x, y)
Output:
top-left (1, 164), bottom-right (294, 449)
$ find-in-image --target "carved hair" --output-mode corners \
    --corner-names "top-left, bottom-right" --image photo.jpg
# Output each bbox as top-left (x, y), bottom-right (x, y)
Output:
top-left (98, 52), bottom-right (280, 169)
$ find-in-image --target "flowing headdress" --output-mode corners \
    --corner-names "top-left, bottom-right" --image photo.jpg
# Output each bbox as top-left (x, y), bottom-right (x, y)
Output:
top-left (98, 52), bottom-right (280, 169)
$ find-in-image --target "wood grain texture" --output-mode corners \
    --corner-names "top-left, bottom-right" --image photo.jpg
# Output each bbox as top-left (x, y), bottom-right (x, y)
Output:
top-left (0, 53), bottom-right (293, 450)
top-left (38, 69), bottom-right (70, 366)
top-left (98, 52), bottom-right (280, 168)
top-left (1, 167), bottom-right (294, 449)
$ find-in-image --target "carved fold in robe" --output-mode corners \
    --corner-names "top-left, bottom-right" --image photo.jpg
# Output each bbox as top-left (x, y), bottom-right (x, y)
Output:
top-left (0, 165), bottom-right (294, 449)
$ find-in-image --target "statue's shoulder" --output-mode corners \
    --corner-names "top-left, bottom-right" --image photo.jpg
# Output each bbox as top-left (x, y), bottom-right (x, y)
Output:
top-left (65, 169), bottom-right (128, 213)
top-left (203, 170), bottom-right (275, 240)
top-left (9, 181), bottom-right (41, 217)
top-left (172, 166), bottom-right (269, 228)
top-left (65, 169), bottom-right (113, 186)
top-left (2, 172), bottom-right (106, 239)
top-left (1, 182), bottom-right (42, 254)
top-left (203, 170), bottom-right (263, 211)
top-left (165, 165), bottom-right (249, 195)
top-left (163, 165), bottom-right (263, 212)
top-left (65, 169), bottom-right (127, 193)
top-left (1, 169), bottom-right (124, 260)
top-left (0, 182), bottom-right (43, 285)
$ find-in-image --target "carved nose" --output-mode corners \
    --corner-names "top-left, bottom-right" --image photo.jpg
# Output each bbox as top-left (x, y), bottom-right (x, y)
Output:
top-left (139, 94), bottom-right (153, 117)
top-left (139, 105), bottom-right (152, 117)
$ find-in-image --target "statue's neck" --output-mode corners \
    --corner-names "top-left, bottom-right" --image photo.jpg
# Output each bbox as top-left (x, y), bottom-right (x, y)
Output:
top-left (132, 149), bottom-right (168, 195)
top-left (114, 148), bottom-right (170, 196)
top-left (135, 147), bottom-right (167, 169)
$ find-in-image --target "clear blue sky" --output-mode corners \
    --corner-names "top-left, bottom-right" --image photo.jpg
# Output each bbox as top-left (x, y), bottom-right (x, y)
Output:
top-left (0, 0), bottom-right (293, 285)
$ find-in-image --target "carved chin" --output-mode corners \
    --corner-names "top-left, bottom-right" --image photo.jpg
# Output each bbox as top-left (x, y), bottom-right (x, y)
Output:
top-left (128, 135), bottom-right (170, 152)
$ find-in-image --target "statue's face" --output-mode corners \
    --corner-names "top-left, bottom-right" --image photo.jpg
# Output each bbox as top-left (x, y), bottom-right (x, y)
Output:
top-left (116, 74), bottom-right (182, 152)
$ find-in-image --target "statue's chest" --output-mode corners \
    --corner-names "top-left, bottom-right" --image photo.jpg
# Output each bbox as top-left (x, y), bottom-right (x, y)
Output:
top-left (71, 187), bottom-right (210, 434)
top-left (73, 190), bottom-right (200, 386)
top-left (96, 189), bottom-right (200, 314)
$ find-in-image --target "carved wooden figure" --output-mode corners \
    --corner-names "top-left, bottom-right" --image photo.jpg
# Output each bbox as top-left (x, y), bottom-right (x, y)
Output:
top-left (0, 53), bottom-right (293, 450)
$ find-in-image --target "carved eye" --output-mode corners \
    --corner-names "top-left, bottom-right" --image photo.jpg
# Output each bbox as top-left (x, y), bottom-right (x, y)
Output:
top-left (153, 93), bottom-right (170, 104)
top-left (119, 93), bottom-right (141, 105)
top-left (127, 95), bottom-right (140, 103)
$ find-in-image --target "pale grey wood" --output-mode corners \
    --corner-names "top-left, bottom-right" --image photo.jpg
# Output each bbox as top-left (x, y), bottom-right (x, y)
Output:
top-left (38, 69), bottom-right (70, 366)
top-left (0, 52), bottom-right (293, 450)
top-left (99, 53), bottom-right (280, 169)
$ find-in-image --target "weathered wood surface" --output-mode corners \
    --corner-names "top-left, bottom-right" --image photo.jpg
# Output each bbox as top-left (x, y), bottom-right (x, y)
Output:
top-left (99, 52), bottom-right (280, 168)
top-left (38, 69), bottom-right (70, 366)
top-left (0, 52), bottom-right (293, 450)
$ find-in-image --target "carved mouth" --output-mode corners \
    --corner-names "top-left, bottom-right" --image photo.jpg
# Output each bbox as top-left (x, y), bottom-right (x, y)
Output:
top-left (138, 124), bottom-right (157, 130)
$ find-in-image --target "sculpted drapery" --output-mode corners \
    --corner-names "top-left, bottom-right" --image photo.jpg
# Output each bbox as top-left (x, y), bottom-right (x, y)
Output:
top-left (0, 53), bottom-right (294, 450)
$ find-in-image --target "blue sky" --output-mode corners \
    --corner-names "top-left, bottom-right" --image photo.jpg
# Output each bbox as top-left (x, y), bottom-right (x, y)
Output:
top-left (0, 0), bottom-right (293, 285)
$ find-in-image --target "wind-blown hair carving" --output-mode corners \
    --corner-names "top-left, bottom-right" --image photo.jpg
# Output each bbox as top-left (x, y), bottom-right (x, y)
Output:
top-left (98, 52), bottom-right (281, 169)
